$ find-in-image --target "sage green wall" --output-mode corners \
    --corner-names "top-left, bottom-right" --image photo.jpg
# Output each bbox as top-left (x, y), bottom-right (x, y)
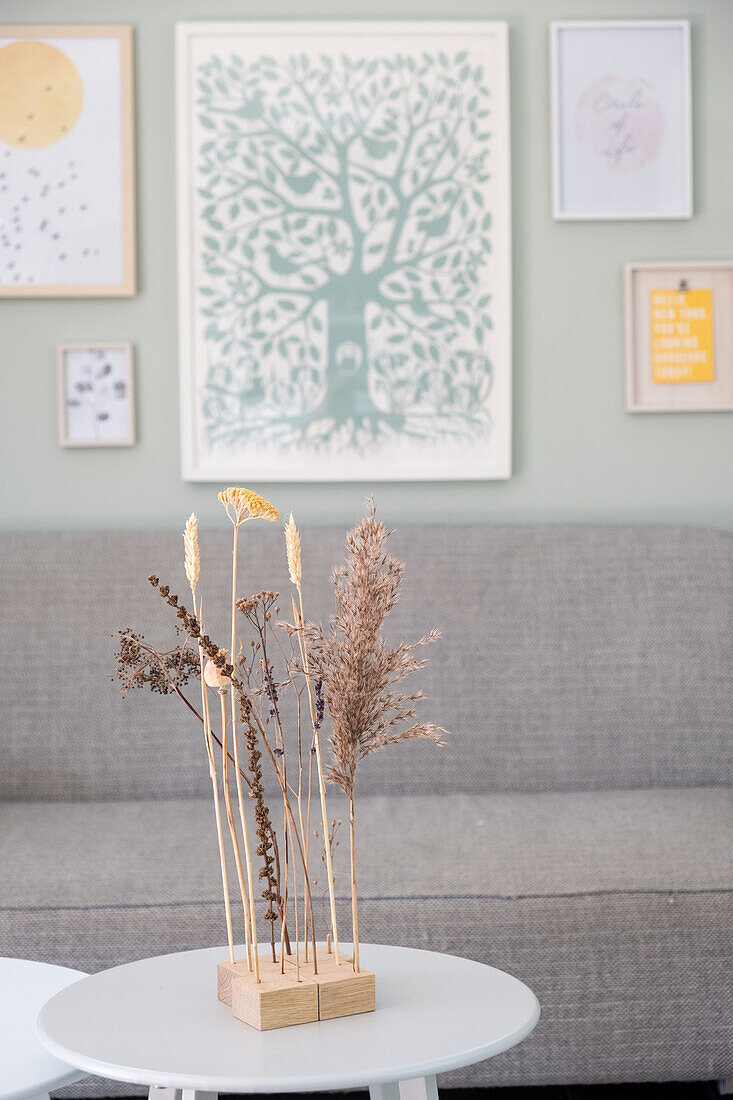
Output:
top-left (2, 0), bottom-right (732, 531)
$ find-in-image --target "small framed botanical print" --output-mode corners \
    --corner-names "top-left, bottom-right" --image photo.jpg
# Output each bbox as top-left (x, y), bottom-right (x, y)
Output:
top-left (550, 21), bottom-right (692, 220)
top-left (57, 342), bottom-right (136, 445)
top-left (625, 262), bottom-right (733, 412)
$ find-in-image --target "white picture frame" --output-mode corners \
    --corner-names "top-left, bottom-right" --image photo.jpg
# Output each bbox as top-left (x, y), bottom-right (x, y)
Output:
top-left (550, 20), bottom-right (692, 220)
top-left (176, 20), bottom-right (512, 481)
top-left (625, 262), bottom-right (733, 413)
top-left (57, 341), bottom-right (136, 445)
top-left (0, 25), bottom-right (136, 296)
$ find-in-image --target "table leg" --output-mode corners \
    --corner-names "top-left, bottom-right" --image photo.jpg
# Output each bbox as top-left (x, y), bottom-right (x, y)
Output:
top-left (147, 1090), bottom-right (217, 1100)
top-left (370, 1077), bottom-right (438, 1100)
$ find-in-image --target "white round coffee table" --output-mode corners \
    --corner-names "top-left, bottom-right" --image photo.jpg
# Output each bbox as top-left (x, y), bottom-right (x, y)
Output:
top-left (1, 957), bottom-right (87, 1100)
top-left (38, 943), bottom-right (539, 1100)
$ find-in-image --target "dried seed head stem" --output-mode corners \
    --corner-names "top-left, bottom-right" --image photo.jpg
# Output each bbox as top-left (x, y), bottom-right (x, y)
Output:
top-left (285, 513), bottom-right (302, 587)
top-left (183, 512), bottom-right (200, 596)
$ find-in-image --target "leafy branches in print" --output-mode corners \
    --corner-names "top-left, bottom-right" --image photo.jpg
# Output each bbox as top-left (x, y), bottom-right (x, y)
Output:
top-left (195, 47), bottom-right (495, 454)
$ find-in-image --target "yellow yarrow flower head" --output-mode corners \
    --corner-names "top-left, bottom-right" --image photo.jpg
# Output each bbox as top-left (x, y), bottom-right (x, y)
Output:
top-left (218, 487), bottom-right (279, 528)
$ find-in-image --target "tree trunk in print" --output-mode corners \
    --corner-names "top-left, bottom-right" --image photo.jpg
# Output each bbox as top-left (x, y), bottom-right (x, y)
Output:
top-left (309, 287), bottom-right (378, 430)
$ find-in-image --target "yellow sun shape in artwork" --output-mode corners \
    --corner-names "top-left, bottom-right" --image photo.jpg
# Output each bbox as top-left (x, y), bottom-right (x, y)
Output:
top-left (0, 40), bottom-right (83, 149)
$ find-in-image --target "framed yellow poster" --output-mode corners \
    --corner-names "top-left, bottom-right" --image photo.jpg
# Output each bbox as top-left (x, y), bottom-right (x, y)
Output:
top-left (0, 25), bottom-right (136, 297)
top-left (625, 262), bottom-right (733, 412)
top-left (650, 288), bottom-right (714, 384)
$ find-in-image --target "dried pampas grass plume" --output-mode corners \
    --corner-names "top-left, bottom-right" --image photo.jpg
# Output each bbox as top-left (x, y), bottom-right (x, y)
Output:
top-left (285, 513), bottom-right (301, 587)
top-left (183, 513), bottom-right (200, 596)
top-left (218, 487), bottom-right (279, 528)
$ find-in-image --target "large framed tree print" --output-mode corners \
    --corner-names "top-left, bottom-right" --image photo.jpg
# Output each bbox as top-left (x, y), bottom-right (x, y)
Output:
top-left (176, 22), bottom-right (511, 480)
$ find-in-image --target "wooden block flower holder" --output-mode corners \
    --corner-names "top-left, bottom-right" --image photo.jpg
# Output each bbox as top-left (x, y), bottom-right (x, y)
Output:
top-left (114, 492), bottom-right (445, 1034)
top-left (218, 952), bottom-right (376, 1025)
top-left (222, 951), bottom-right (375, 1031)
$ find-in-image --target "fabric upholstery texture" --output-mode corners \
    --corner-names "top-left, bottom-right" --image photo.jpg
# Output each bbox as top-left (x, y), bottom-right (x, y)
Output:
top-left (1, 525), bottom-right (731, 800)
top-left (1, 790), bottom-right (731, 1092)
top-left (0, 524), bottom-right (731, 1092)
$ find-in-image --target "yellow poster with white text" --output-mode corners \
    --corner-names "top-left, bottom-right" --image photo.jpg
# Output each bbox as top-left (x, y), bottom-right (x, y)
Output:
top-left (650, 289), bottom-right (715, 383)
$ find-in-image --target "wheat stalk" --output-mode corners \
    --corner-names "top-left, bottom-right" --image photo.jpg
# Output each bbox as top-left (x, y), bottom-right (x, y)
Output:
top-left (183, 518), bottom-right (234, 963)
top-left (183, 513), bottom-right (200, 595)
top-left (285, 513), bottom-right (301, 587)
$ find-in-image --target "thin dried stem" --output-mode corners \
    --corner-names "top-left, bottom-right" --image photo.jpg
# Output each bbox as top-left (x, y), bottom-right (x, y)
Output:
top-left (228, 524), bottom-right (259, 977)
top-left (294, 590), bottom-right (340, 965)
top-left (349, 795), bottom-right (359, 972)
top-left (217, 685), bottom-right (253, 971)
top-left (193, 594), bottom-right (234, 964)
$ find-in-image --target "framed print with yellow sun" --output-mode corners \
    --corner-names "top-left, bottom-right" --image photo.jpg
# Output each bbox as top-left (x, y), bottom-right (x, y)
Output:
top-left (0, 26), bottom-right (136, 297)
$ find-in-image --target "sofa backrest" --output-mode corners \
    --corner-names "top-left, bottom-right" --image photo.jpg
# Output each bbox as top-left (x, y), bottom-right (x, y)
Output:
top-left (1, 524), bottom-right (731, 800)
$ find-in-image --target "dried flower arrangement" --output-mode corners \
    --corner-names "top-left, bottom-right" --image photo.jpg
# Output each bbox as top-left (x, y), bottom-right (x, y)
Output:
top-left (114, 490), bottom-right (446, 1031)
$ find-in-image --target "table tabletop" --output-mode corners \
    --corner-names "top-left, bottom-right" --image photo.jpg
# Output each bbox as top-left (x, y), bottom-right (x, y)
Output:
top-left (0, 956), bottom-right (88, 1100)
top-left (37, 943), bottom-right (539, 1094)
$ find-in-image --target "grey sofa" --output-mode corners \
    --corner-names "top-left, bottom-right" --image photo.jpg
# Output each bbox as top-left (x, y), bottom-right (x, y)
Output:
top-left (1, 524), bottom-right (731, 1093)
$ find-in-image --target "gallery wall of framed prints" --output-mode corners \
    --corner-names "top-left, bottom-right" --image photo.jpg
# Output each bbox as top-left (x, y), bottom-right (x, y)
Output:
top-left (2, 12), bottom-right (729, 482)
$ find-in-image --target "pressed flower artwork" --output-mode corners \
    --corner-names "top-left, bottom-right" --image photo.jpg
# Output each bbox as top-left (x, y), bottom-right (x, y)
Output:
top-left (57, 342), bottom-right (135, 446)
top-left (177, 22), bottom-right (512, 481)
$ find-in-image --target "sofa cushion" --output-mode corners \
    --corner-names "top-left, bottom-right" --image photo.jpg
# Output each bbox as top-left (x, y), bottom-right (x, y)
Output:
top-left (2, 789), bottom-right (731, 1090)
top-left (2, 525), bottom-right (732, 801)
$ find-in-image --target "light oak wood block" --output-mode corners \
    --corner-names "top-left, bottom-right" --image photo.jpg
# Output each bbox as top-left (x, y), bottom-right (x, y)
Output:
top-left (316, 962), bottom-right (375, 1020)
top-left (230, 966), bottom-right (318, 1031)
top-left (287, 951), bottom-right (376, 1020)
top-left (217, 957), bottom-right (283, 1007)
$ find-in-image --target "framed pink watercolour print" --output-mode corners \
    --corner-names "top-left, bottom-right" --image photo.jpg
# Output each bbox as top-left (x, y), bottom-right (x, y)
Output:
top-left (550, 21), bottom-right (692, 220)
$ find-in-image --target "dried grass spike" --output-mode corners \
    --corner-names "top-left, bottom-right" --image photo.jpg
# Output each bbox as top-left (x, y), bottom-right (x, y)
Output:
top-left (285, 513), bottom-right (302, 587)
top-left (183, 512), bottom-right (200, 595)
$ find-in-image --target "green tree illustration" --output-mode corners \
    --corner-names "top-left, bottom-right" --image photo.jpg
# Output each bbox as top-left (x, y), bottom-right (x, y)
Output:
top-left (196, 48), bottom-right (495, 453)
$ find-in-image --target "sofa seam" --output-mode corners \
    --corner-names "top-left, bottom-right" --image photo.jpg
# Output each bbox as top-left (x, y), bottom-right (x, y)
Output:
top-left (1, 887), bottom-right (731, 913)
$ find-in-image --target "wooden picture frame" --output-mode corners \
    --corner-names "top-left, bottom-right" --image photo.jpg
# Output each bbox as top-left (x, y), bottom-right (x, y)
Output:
top-left (0, 25), bottom-right (136, 296)
top-left (625, 262), bottom-right (733, 413)
top-left (550, 21), bottom-right (692, 220)
top-left (57, 341), bottom-right (136, 445)
top-left (176, 20), bottom-right (512, 482)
